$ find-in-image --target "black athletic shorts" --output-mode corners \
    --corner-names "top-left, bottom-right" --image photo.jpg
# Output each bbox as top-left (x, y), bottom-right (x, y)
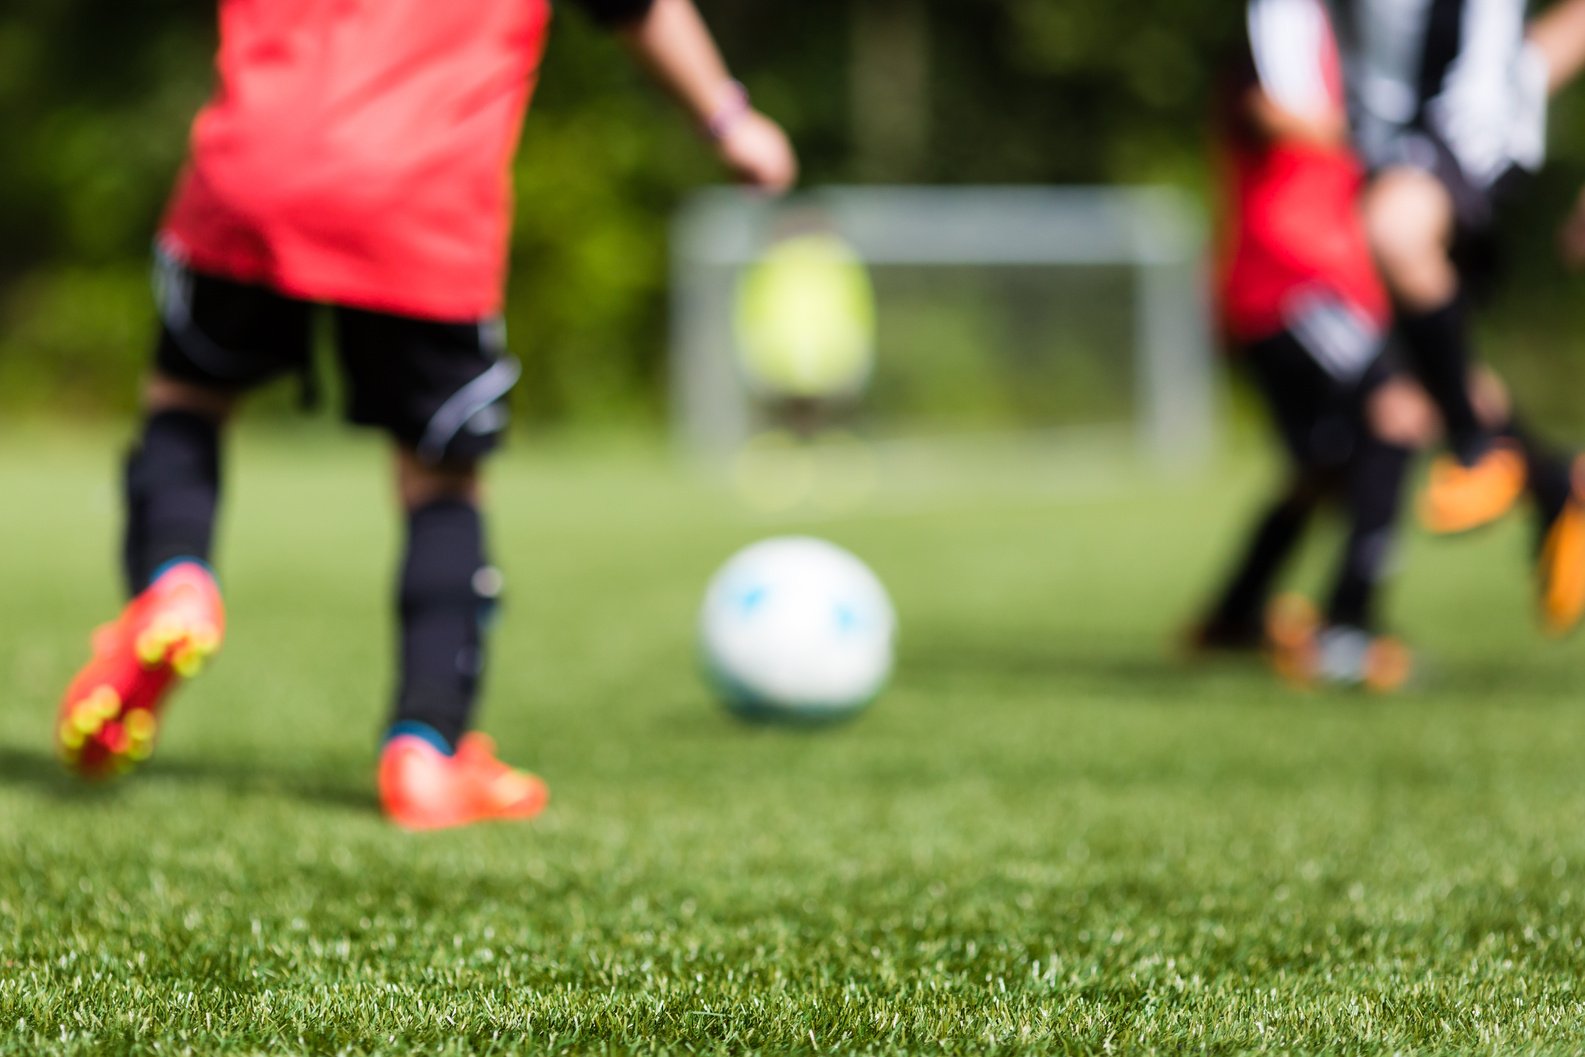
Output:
top-left (1374, 129), bottom-right (1531, 238)
top-left (1240, 292), bottom-right (1395, 472)
top-left (152, 250), bottom-right (520, 465)
top-left (1370, 130), bottom-right (1533, 293)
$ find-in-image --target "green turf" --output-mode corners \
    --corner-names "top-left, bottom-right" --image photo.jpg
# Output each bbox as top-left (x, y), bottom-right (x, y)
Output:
top-left (4, 426), bottom-right (1585, 1056)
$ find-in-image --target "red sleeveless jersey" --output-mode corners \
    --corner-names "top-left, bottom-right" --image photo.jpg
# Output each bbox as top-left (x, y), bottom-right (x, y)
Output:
top-left (160, 0), bottom-right (553, 320)
top-left (1218, 0), bottom-right (1389, 345)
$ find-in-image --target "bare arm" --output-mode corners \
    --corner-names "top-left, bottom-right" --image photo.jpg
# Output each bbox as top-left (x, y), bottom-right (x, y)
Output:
top-left (614, 0), bottom-right (797, 193)
top-left (1241, 87), bottom-right (1349, 148)
top-left (1529, 0), bottom-right (1585, 94)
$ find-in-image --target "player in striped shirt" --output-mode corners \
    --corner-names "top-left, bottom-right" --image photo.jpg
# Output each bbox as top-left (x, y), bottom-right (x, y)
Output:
top-left (1335, 0), bottom-right (1585, 634)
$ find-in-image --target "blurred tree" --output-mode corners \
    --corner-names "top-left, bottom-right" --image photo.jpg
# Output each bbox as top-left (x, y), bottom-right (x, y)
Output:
top-left (2, 0), bottom-right (1584, 429)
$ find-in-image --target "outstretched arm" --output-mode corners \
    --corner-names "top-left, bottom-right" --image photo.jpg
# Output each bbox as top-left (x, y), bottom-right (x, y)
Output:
top-left (1530, 0), bottom-right (1585, 94)
top-left (612, 0), bottom-right (797, 193)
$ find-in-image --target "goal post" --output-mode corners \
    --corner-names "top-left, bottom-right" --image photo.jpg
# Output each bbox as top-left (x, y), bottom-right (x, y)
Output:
top-left (669, 185), bottom-right (1216, 472)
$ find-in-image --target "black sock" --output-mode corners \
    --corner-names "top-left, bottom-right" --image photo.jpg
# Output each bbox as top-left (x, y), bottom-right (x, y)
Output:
top-left (1326, 437), bottom-right (1412, 631)
top-left (392, 499), bottom-right (500, 751)
top-left (122, 409), bottom-right (222, 596)
top-left (1397, 299), bottom-right (1488, 466)
top-left (1207, 484), bottom-right (1319, 632)
top-left (1502, 416), bottom-right (1573, 527)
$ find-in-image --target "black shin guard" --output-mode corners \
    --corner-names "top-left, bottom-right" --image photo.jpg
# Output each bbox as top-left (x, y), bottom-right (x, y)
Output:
top-left (1207, 484), bottom-right (1320, 632)
top-left (1326, 438), bottom-right (1412, 631)
top-left (393, 499), bottom-right (500, 750)
top-left (123, 410), bottom-right (222, 596)
top-left (1396, 299), bottom-right (1488, 466)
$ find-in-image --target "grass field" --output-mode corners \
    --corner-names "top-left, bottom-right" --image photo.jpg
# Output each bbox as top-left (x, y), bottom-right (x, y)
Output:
top-left (4, 426), bottom-right (1585, 1055)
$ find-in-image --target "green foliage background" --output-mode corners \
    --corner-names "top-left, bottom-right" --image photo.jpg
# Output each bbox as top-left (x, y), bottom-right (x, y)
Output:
top-left (4, 0), bottom-right (1585, 431)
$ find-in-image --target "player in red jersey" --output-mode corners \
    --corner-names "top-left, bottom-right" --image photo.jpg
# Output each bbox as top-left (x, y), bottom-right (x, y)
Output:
top-left (1190, 0), bottom-right (1431, 688)
top-left (55, 0), bottom-right (796, 829)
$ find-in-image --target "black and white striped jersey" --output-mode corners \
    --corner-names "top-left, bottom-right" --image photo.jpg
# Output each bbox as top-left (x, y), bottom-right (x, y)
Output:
top-left (1328, 0), bottom-right (1548, 186)
top-left (1245, 0), bottom-right (1347, 125)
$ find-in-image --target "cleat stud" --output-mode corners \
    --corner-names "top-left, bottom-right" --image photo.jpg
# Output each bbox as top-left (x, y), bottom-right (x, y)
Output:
top-left (59, 722), bottom-right (85, 750)
top-left (172, 650), bottom-right (203, 679)
top-left (125, 710), bottom-right (156, 741)
top-left (72, 710), bottom-right (101, 736)
top-left (92, 691), bottom-right (121, 721)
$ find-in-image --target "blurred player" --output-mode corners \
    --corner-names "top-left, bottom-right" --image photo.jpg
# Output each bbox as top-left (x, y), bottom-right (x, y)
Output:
top-left (1192, 0), bottom-right (1429, 688)
top-left (54, 0), bottom-right (796, 828)
top-left (1335, 0), bottom-right (1585, 634)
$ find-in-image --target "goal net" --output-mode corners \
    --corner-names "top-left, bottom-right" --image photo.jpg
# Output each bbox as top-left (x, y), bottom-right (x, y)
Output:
top-left (669, 186), bottom-right (1217, 504)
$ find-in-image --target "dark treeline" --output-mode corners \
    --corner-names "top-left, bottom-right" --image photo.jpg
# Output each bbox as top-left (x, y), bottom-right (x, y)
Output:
top-left (4, 1), bottom-right (1585, 428)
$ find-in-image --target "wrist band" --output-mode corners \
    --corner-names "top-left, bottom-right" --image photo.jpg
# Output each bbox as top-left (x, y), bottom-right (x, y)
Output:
top-left (705, 80), bottom-right (750, 141)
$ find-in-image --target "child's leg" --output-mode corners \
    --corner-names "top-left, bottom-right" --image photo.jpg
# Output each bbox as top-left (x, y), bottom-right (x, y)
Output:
top-left (1191, 330), bottom-right (1341, 648)
top-left (1364, 167), bottom-right (1490, 465)
top-left (334, 308), bottom-right (546, 826)
top-left (59, 258), bottom-right (309, 779)
top-left (377, 448), bottom-right (546, 830)
top-left (123, 376), bottom-right (236, 595)
top-left (1323, 434), bottom-right (1412, 631)
top-left (1201, 479), bottom-right (1323, 639)
top-left (388, 449), bottom-right (497, 752)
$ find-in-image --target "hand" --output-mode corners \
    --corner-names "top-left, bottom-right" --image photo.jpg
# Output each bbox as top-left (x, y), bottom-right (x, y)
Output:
top-left (1560, 187), bottom-right (1585, 270)
top-left (714, 111), bottom-right (797, 194)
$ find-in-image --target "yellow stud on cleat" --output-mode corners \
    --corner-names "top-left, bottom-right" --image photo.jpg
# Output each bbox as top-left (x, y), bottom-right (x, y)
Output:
top-left (171, 646), bottom-right (207, 679)
top-left (190, 624), bottom-right (221, 654)
top-left (124, 710), bottom-right (156, 742)
top-left (56, 561), bottom-right (225, 780)
top-left (136, 632), bottom-right (168, 667)
top-left (90, 686), bottom-right (121, 720)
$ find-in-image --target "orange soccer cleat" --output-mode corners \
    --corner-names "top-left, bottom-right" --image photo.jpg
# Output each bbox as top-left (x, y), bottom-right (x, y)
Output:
top-left (56, 561), bottom-right (225, 778)
top-left (1418, 440), bottom-right (1528, 535)
top-left (1537, 461), bottom-right (1585, 638)
top-left (1264, 593), bottom-right (1320, 685)
top-left (1266, 595), bottom-right (1411, 692)
top-left (378, 730), bottom-right (549, 831)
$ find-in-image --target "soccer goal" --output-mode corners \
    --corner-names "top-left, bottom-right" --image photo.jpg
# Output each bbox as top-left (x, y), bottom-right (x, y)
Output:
top-left (669, 185), bottom-right (1216, 488)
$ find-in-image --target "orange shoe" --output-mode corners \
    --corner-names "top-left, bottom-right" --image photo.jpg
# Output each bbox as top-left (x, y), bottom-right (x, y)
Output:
top-left (379, 730), bottom-right (549, 831)
top-left (1419, 441), bottom-right (1527, 535)
top-left (1538, 468), bottom-right (1585, 637)
top-left (1266, 596), bottom-right (1411, 692)
top-left (1265, 593), bottom-right (1320, 685)
top-left (56, 561), bottom-right (224, 778)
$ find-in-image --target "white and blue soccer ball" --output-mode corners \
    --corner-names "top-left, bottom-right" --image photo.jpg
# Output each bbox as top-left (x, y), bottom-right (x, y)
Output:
top-left (700, 537), bottom-right (896, 721)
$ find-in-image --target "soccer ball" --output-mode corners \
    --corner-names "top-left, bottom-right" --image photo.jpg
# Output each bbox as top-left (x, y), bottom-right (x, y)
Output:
top-left (699, 536), bottom-right (896, 721)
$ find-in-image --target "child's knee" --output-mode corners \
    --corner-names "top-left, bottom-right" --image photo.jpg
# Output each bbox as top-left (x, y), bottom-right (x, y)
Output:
top-left (1366, 378), bottom-right (1439, 450)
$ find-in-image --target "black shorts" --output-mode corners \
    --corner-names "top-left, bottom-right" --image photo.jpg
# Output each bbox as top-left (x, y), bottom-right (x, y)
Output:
top-left (1370, 130), bottom-right (1532, 293)
top-left (1373, 130), bottom-right (1530, 237)
top-left (1241, 294), bottom-right (1395, 472)
top-left (152, 251), bottom-right (520, 465)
